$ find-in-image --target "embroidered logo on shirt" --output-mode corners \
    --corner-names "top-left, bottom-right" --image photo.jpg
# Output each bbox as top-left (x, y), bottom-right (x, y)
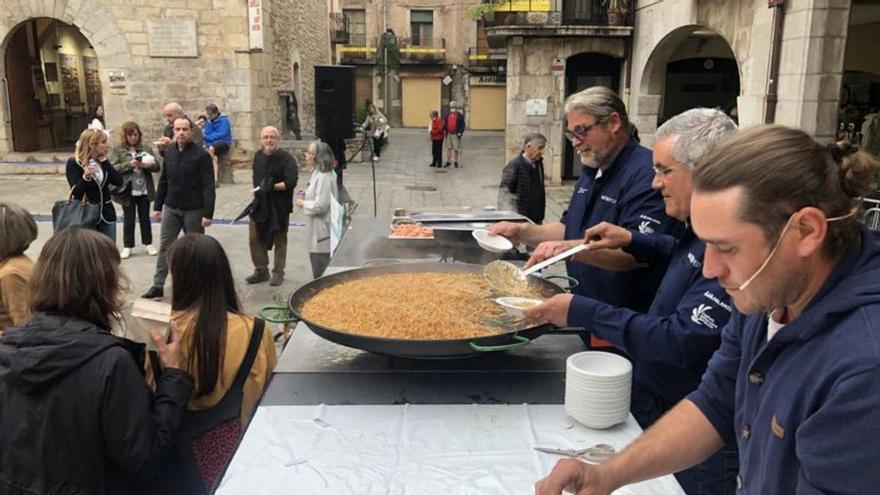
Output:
top-left (687, 252), bottom-right (703, 268)
top-left (578, 187), bottom-right (589, 194)
top-left (639, 214), bottom-right (661, 225)
top-left (638, 221), bottom-right (655, 234)
top-left (771, 415), bottom-right (785, 439)
top-left (600, 195), bottom-right (618, 205)
top-left (690, 304), bottom-right (718, 329)
top-left (703, 291), bottom-right (733, 313)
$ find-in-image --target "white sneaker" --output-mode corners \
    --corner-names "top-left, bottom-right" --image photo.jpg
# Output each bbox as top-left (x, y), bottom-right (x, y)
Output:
top-left (372, 156), bottom-right (380, 162)
top-left (120, 247), bottom-right (132, 259)
top-left (146, 244), bottom-right (159, 256)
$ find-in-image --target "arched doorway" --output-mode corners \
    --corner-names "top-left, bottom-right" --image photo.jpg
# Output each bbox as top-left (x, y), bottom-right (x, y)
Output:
top-left (563, 52), bottom-right (621, 179)
top-left (4, 18), bottom-right (102, 152)
top-left (638, 25), bottom-right (740, 145)
top-left (839, 0), bottom-right (880, 152)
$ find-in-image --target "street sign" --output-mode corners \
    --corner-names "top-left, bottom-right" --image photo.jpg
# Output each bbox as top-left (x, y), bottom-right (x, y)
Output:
top-left (551, 58), bottom-right (565, 77)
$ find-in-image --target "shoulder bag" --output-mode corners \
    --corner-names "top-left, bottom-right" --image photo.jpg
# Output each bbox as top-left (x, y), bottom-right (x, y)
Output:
top-left (150, 318), bottom-right (266, 495)
top-left (51, 186), bottom-right (102, 232)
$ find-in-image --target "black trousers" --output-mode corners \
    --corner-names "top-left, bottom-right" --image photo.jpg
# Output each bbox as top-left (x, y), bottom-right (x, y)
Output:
top-left (122, 195), bottom-right (153, 247)
top-left (372, 136), bottom-right (384, 157)
top-left (431, 140), bottom-right (443, 166)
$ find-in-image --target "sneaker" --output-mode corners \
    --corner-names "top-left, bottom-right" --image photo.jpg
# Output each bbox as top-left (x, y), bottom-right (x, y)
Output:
top-left (454, 161), bottom-right (460, 168)
top-left (443, 161), bottom-right (451, 168)
top-left (141, 286), bottom-right (164, 299)
top-left (120, 247), bottom-right (132, 259)
top-left (270, 273), bottom-right (284, 286)
top-left (372, 156), bottom-right (380, 162)
top-left (146, 244), bottom-right (159, 256)
top-left (245, 271), bottom-right (270, 284)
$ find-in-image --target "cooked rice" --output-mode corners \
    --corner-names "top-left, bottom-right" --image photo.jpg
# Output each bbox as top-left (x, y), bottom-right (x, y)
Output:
top-left (300, 272), bottom-right (542, 340)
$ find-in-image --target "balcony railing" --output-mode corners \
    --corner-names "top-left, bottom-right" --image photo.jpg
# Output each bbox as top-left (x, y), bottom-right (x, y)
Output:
top-left (482, 0), bottom-right (631, 28)
top-left (339, 35), bottom-right (376, 63)
top-left (466, 47), bottom-right (507, 69)
top-left (329, 13), bottom-right (350, 44)
top-left (398, 37), bottom-right (446, 63)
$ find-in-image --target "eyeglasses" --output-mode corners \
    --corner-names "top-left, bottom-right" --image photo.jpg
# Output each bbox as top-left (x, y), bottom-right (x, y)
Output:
top-left (564, 122), bottom-right (599, 142)
top-left (652, 165), bottom-right (674, 177)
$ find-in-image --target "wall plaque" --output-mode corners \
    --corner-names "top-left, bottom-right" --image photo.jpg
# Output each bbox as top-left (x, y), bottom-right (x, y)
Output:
top-left (108, 70), bottom-right (127, 95)
top-left (147, 19), bottom-right (199, 58)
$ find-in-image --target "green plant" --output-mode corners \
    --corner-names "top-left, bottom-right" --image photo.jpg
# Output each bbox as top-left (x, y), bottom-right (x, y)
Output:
top-left (466, 2), bottom-right (497, 21)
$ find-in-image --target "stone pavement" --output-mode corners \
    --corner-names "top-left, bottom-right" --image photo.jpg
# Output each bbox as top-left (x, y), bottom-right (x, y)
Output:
top-left (1, 129), bottom-right (574, 339)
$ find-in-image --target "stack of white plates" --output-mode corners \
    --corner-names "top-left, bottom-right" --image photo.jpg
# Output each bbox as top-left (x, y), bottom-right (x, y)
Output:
top-left (565, 351), bottom-right (632, 429)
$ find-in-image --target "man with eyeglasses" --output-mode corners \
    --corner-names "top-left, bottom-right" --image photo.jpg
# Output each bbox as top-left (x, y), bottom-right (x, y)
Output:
top-left (526, 108), bottom-right (739, 495)
top-left (536, 124), bottom-right (880, 494)
top-left (490, 87), bottom-right (681, 327)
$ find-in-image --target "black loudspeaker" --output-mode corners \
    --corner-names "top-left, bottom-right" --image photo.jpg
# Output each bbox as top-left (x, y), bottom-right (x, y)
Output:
top-left (315, 65), bottom-right (355, 139)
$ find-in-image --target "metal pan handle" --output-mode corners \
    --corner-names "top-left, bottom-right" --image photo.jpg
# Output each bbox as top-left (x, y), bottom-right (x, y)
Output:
top-left (258, 305), bottom-right (299, 324)
top-left (468, 334), bottom-right (530, 352)
top-left (541, 274), bottom-right (579, 291)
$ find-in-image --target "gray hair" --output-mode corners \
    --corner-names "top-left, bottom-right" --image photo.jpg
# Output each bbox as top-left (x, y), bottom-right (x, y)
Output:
top-left (522, 132), bottom-right (547, 149)
top-left (311, 141), bottom-right (335, 173)
top-left (563, 86), bottom-right (631, 132)
top-left (655, 108), bottom-right (737, 169)
top-left (0, 202), bottom-right (38, 260)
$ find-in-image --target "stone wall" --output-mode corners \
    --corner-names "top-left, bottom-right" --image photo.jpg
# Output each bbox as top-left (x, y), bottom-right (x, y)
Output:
top-left (0, 0), bottom-right (330, 156)
top-left (268, 0), bottom-right (331, 138)
top-left (630, 0), bottom-right (851, 145)
top-left (504, 36), bottom-right (626, 184)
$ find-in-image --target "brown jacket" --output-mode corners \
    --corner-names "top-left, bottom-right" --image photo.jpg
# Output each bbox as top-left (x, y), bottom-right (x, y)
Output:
top-left (147, 311), bottom-right (277, 425)
top-left (0, 255), bottom-right (33, 333)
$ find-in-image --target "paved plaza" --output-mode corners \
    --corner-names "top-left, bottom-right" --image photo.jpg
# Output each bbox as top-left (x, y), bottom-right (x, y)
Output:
top-left (1, 129), bottom-right (574, 334)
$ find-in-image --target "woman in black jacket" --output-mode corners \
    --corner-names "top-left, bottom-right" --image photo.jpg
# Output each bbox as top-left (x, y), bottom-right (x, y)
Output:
top-left (0, 227), bottom-right (194, 495)
top-left (66, 128), bottom-right (123, 240)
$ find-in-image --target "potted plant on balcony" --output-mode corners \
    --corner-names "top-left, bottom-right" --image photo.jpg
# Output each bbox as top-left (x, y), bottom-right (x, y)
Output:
top-left (603, 0), bottom-right (629, 26)
top-left (466, 0), bottom-right (514, 26)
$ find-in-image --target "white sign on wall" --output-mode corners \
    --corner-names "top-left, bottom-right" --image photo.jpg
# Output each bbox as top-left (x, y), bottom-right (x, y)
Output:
top-left (108, 70), bottom-right (127, 95)
top-left (526, 98), bottom-right (548, 116)
top-left (147, 19), bottom-right (198, 58)
top-left (248, 0), bottom-right (264, 50)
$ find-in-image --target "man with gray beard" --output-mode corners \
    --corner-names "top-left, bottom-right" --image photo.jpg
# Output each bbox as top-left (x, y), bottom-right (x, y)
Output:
top-left (490, 87), bottom-right (681, 332)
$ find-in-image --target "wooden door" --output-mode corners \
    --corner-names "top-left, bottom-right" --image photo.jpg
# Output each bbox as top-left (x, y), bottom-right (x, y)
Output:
top-left (4, 24), bottom-right (41, 151)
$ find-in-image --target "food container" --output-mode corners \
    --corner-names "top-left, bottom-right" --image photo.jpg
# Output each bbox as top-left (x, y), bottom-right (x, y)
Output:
top-left (494, 297), bottom-right (543, 317)
top-left (389, 218), bottom-right (434, 239)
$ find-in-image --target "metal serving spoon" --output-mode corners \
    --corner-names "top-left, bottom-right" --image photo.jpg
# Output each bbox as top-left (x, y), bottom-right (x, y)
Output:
top-left (484, 243), bottom-right (588, 292)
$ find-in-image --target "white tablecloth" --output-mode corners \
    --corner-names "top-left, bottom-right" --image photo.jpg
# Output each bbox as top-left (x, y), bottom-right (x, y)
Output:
top-left (217, 404), bottom-right (685, 495)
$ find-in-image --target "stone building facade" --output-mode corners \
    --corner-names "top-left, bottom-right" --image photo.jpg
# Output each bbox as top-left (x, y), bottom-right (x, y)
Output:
top-left (492, 0), bottom-right (878, 185)
top-left (334, 0), bottom-right (508, 131)
top-left (0, 0), bottom-right (330, 157)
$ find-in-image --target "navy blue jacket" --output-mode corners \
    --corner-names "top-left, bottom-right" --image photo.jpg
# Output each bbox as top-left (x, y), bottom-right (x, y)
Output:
top-left (689, 229), bottom-right (880, 494)
top-left (568, 225), bottom-right (732, 405)
top-left (562, 138), bottom-right (682, 312)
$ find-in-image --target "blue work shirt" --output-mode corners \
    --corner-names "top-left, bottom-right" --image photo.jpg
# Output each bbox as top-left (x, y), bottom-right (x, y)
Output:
top-left (689, 228), bottom-right (880, 493)
top-left (561, 138), bottom-right (682, 312)
top-left (568, 225), bottom-right (732, 406)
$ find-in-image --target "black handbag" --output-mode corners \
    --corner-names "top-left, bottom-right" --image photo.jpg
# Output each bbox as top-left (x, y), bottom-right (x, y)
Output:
top-left (52, 186), bottom-right (101, 232)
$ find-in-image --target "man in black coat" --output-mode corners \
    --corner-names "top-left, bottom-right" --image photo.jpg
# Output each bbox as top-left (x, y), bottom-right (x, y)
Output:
top-left (142, 117), bottom-right (215, 299)
top-left (498, 132), bottom-right (547, 224)
top-left (246, 126), bottom-right (299, 286)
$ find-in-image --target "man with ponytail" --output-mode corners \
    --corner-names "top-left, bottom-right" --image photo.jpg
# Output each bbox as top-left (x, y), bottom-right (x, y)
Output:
top-left (536, 125), bottom-right (880, 495)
